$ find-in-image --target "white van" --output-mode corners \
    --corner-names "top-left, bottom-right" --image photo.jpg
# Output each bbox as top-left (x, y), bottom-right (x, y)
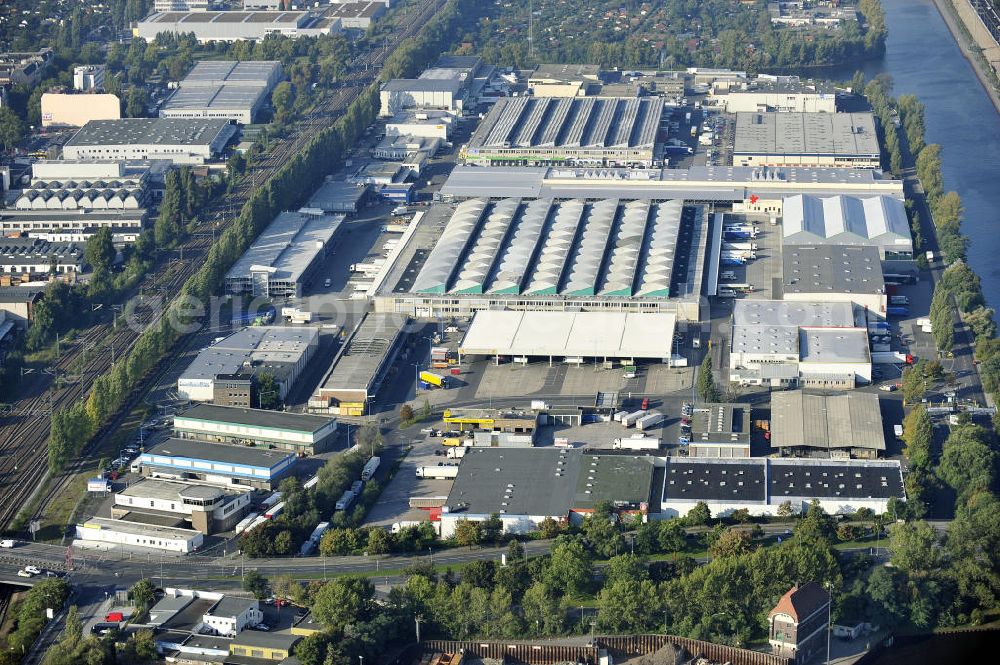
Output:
top-left (0, 540), bottom-right (15, 548)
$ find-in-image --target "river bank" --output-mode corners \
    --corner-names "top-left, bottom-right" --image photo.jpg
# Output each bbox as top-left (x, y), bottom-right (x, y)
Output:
top-left (930, 0), bottom-right (1000, 114)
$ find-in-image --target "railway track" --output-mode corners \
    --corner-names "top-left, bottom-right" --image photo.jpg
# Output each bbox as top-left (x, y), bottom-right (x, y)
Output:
top-left (0, 0), bottom-right (447, 531)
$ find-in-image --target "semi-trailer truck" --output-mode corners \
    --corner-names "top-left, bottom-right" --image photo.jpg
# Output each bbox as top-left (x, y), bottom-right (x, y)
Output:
top-left (419, 371), bottom-right (449, 388)
top-left (335, 490), bottom-right (356, 512)
top-left (416, 466), bottom-right (460, 480)
top-left (622, 410), bottom-right (647, 427)
top-left (612, 436), bottom-right (661, 450)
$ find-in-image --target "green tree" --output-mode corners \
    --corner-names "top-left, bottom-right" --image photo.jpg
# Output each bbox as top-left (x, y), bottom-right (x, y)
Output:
top-left (545, 537), bottom-right (592, 596)
top-left (902, 406), bottom-right (933, 470)
top-left (697, 353), bottom-right (721, 402)
top-left (256, 372), bottom-right (281, 409)
top-left (710, 528), bottom-right (754, 558)
top-left (901, 364), bottom-right (927, 405)
top-left (399, 403), bottom-right (415, 424)
top-left (685, 501), bottom-right (712, 526)
top-left (311, 576), bottom-right (374, 630)
top-left (319, 527), bottom-right (358, 555)
top-left (454, 519), bottom-right (481, 548)
top-left (521, 582), bottom-right (564, 635)
top-left (272, 81), bottom-right (294, 117)
top-left (242, 569), bottom-right (269, 599)
top-left (583, 502), bottom-right (624, 558)
top-left (481, 513), bottom-right (503, 544)
top-left (597, 577), bottom-right (660, 632)
top-left (130, 578), bottom-right (156, 610)
top-left (889, 520), bottom-right (942, 575)
top-left (366, 527), bottom-right (391, 555)
top-left (538, 516), bottom-right (562, 539)
top-left (938, 424), bottom-right (996, 497)
top-left (658, 520), bottom-right (687, 552)
top-left (0, 107), bottom-right (24, 151)
top-left (125, 87), bottom-right (148, 117)
top-left (84, 227), bottom-right (116, 275)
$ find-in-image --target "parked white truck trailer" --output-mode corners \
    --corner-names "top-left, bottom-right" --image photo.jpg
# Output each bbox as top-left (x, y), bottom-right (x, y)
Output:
top-left (361, 456), bottom-right (380, 481)
top-left (621, 410), bottom-right (647, 427)
top-left (612, 436), bottom-right (661, 450)
top-left (335, 490), bottom-right (356, 512)
top-left (416, 466), bottom-right (460, 480)
top-left (636, 411), bottom-right (665, 431)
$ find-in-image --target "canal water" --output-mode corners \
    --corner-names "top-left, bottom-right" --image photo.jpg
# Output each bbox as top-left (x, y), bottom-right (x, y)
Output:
top-left (823, 0), bottom-right (1000, 307)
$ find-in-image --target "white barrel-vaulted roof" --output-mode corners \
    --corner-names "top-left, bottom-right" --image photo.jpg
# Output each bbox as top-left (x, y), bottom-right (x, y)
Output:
top-left (452, 198), bottom-right (520, 294)
top-left (563, 198), bottom-right (618, 296)
top-left (411, 198), bottom-right (487, 293)
top-left (635, 200), bottom-right (684, 297)
top-left (488, 199), bottom-right (552, 295)
top-left (523, 199), bottom-right (586, 295)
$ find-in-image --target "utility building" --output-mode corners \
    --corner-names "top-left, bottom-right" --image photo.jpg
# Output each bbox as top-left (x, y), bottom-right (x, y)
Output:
top-left (161, 60), bottom-right (283, 124)
top-left (139, 438), bottom-right (296, 490)
top-left (686, 403), bottom-right (752, 458)
top-left (782, 244), bottom-right (887, 314)
top-left (112, 478), bottom-right (252, 534)
top-left (768, 583), bottom-right (832, 664)
top-left (135, 11), bottom-right (340, 42)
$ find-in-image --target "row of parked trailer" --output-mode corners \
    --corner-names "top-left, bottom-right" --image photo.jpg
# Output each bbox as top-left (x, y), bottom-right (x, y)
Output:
top-left (613, 409), bottom-right (665, 431)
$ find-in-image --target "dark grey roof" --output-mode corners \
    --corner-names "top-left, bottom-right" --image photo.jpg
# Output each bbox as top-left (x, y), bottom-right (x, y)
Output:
top-left (206, 596), bottom-right (256, 619)
top-left (662, 458), bottom-right (904, 503)
top-left (771, 391), bottom-right (885, 451)
top-left (446, 449), bottom-right (656, 516)
top-left (65, 118), bottom-right (232, 147)
top-left (663, 458), bottom-right (767, 502)
top-left (782, 244), bottom-right (885, 296)
top-left (144, 438), bottom-right (294, 469)
top-left (230, 630), bottom-right (300, 650)
top-left (176, 404), bottom-right (334, 433)
top-left (0, 286), bottom-right (43, 302)
top-left (688, 403), bottom-right (751, 446)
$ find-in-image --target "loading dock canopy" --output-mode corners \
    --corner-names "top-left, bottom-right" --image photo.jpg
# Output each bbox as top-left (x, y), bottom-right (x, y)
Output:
top-left (460, 311), bottom-right (676, 360)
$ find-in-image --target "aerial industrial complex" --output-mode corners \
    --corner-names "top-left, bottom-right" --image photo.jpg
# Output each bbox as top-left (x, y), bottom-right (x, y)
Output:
top-left (160, 60), bottom-right (284, 124)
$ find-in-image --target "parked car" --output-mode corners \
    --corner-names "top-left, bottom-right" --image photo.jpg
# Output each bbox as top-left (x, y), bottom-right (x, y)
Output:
top-left (0, 539), bottom-right (16, 548)
top-left (24, 565), bottom-right (41, 575)
top-left (16, 570), bottom-right (32, 578)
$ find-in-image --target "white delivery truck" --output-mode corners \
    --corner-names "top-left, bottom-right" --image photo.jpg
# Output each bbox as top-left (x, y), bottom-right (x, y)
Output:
top-left (621, 410), bottom-right (647, 427)
top-left (636, 411), bottom-right (665, 431)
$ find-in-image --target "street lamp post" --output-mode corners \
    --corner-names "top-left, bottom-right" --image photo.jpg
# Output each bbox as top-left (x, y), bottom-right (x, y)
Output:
top-left (826, 581), bottom-right (833, 665)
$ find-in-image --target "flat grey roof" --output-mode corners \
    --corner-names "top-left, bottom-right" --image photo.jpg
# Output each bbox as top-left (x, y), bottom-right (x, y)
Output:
top-left (79, 517), bottom-right (201, 539)
top-left (162, 85), bottom-right (266, 112)
top-left (230, 631), bottom-right (300, 650)
top-left (144, 438), bottom-right (295, 469)
top-left (439, 165), bottom-right (904, 201)
top-left (65, 118), bottom-right (233, 147)
top-left (307, 180), bottom-right (369, 211)
top-left (689, 403), bottom-right (751, 445)
top-left (446, 448), bottom-right (580, 517)
top-left (182, 60), bottom-right (280, 87)
top-left (145, 11), bottom-right (306, 25)
top-left (117, 478), bottom-right (232, 502)
top-left (179, 326), bottom-right (318, 382)
top-left (469, 97), bottom-right (662, 150)
top-left (798, 327), bottom-right (870, 364)
top-left (771, 391), bottom-right (885, 451)
top-left (206, 596), bottom-right (256, 619)
top-left (531, 63), bottom-right (601, 81)
top-left (226, 210), bottom-right (343, 283)
top-left (731, 299), bottom-right (859, 357)
top-left (782, 244), bottom-right (885, 295)
top-left (318, 313), bottom-right (406, 394)
top-left (176, 404), bottom-right (333, 433)
top-left (734, 112), bottom-right (880, 157)
top-left (446, 449), bottom-right (655, 517)
top-left (382, 78), bottom-right (463, 93)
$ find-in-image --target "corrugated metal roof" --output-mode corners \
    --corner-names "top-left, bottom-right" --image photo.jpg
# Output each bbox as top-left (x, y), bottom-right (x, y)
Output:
top-left (488, 199), bottom-right (551, 294)
top-left (410, 198), bottom-right (486, 293)
top-left (562, 199), bottom-right (618, 296)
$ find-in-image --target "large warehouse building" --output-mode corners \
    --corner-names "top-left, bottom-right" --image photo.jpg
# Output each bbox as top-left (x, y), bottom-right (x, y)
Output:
top-left (40, 92), bottom-right (121, 127)
top-left (177, 326), bottom-right (319, 402)
top-left (770, 391), bottom-right (886, 459)
top-left (135, 11), bottom-right (340, 42)
top-left (729, 300), bottom-right (871, 389)
top-left (373, 198), bottom-right (709, 320)
top-left (75, 517), bottom-right (204, 553)
top-left (161, 60), bottom-right (283, 124)
top-left (459, 311), bottom-right (677, 364)
top-left (224, 209), bottom-right (344, 298)
top-left (659, 457), bottom-right (904, 518)
top-left (463, 96), bottom-right (664, 167)
top-left (732, 112), bottom-right (880, 169)
top-left (711, 79), bottom-right (837, 113)
top-left (781, 194), bottom-right (913, 260)
top-left (63, 118), bottom-right (236, 164)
